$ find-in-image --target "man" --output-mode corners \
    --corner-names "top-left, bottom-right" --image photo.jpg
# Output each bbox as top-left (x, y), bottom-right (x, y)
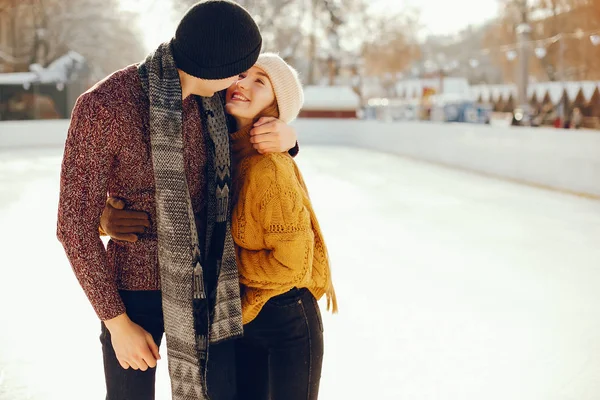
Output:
top-left (56, 1), bottom-right (297, 399)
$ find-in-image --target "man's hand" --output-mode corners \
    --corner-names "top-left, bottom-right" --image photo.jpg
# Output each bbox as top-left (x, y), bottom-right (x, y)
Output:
top-left (100, 197), bottom-right (151, 242)
top-left (250, 117), bottom-right (298, 154)
top-left (104, 314), bottom-right (160, 371)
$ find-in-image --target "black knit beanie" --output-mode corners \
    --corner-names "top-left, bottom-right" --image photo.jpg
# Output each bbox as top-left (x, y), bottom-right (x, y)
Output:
top-left (171, 0), bottom-right (262, 80)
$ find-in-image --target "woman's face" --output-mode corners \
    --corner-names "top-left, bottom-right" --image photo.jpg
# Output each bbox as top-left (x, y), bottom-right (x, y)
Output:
top-left (225, 66), bottom-right (275, 122)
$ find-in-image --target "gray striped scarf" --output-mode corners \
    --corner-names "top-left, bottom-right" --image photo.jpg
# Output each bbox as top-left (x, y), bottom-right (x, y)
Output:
top-left (138, 42), bottom-right (243, 400)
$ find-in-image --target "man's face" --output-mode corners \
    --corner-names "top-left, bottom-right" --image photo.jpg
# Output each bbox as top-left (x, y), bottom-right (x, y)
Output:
top-left (191, 75), bottom-right (239, 97)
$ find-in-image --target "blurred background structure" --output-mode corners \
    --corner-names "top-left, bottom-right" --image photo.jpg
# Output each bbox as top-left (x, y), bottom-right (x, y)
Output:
top-left (1, 0), bottom-right (600, 126)
top-left (1, 1), bottom-right (600, 399)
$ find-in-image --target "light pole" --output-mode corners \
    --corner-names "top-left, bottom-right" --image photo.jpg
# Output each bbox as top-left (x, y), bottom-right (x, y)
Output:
top-left (516, 23), bottom-right (532, 124)
top-left (558, 33), bottom-right (566, 126)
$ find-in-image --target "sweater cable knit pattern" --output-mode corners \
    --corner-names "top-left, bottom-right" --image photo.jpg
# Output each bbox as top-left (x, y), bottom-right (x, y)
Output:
top-left (230, 126), bottom-right (337, 324)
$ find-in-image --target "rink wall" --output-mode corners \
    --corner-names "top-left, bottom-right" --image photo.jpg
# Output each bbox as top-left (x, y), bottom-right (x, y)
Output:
top-left (294, 119), bottom-right (600, 197)
top-left (0, 120), bottom-right (69, 148)
top-left (2, 119), bottom-right (600, 197)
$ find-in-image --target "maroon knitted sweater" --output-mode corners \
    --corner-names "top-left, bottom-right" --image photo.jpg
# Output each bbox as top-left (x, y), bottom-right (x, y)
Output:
top-left (57, 65), bottom-right (208, 320)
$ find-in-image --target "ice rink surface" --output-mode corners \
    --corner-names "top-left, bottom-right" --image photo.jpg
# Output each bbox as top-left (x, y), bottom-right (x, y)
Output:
top-left (1, 145), bottom-right (600, 400)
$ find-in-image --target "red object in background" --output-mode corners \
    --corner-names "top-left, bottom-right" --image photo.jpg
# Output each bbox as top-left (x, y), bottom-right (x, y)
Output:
top-left (554, 117), bottom-right (562, 128)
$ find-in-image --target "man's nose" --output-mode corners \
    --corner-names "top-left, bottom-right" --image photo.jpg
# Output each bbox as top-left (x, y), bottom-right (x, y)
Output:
top-left (236, 78), bottom-right (248, 90)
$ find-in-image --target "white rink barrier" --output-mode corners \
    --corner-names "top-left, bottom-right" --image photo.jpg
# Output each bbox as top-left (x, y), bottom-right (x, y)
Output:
top-left (292, 119), bottom-right (600, 198)
top-left (0, 120), bottom-right (70, 149)
top-left (2, 118), bottom-right (600, 197)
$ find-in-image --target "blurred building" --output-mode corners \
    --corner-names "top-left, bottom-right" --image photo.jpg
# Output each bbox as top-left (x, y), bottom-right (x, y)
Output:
top-left (0, 52), bottom-right (89, 121)
top-left (395, 77), bottom-right (471, 100)
top-left (471, 81), bottom-right (600, 128)
top-left (299, 86), bottom-right (360, 119)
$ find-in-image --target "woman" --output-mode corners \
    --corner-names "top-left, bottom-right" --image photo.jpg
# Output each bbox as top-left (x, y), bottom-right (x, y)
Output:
top-left (226, 53), bottom-right (337, 400)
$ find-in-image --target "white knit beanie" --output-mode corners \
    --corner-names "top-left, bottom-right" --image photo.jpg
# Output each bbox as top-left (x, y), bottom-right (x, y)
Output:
top-left (254, 53), bottom-right (304, 123)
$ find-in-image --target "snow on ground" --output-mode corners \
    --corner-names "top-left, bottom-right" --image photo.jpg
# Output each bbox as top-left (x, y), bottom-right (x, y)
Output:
top-left (1, 145), bottom-right (600, 400)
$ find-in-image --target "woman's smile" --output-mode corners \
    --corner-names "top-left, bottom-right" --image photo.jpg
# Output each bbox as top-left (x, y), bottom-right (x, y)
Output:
top-left (231, 91), bottom-right (250, 102)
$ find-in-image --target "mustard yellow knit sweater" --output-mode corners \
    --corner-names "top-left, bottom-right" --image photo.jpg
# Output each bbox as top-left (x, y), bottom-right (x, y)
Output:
top-left (230, 126), bottom-right (338, 324)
